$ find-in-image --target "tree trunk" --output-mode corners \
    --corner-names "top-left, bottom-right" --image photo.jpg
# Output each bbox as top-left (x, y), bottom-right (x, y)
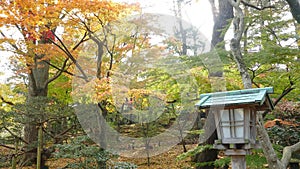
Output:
top-left (173, 0), bottom-right (187, 56)
top-left (227, 0), bottom-right (252, 89)
top-left (286, 0), bottom-right (300, 24)
top-left (193, 1), bottom-right (233, 168)
top-left (21, 54), bottom-right (49, 167)
top-left (211, 0), bottom-right (234, 48)
top-left (192, 111), bottom-right (218, 169)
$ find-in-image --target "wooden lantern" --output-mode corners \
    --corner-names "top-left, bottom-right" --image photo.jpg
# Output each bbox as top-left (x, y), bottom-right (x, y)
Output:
top-left (196, 87), bottom-right (274, 150)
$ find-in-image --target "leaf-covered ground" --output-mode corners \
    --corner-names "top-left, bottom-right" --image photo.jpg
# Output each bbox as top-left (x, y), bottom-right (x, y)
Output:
top-left (118, 144), bottom-right (196, 169)
top-left (0, 144), bottom-right (196, 169)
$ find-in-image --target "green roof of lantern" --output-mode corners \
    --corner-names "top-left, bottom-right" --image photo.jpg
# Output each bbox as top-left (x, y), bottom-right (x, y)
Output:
top-left (195, 87), bottom-right (274, 110)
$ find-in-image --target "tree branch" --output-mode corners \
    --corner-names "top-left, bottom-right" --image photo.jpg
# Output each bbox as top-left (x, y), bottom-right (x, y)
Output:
top-left (54, 125), bottom-right (75, 140)
top-left (42, 60), bottom-right (76, 77)
top-left (0, 143), bottom-right (16, 150)
top-left (265, 25), bottom-right (282, 47)
top-left (41, 127), bottom-right (55, 139)
top-left (257, 113), bottom-right (284, 169)
top-left (263, 86), bottom-right (294, 117)
top-left (281, 141), bottom-right (300, 168)
top-left (0, 30), bottom-right (19, 51)
top-left (72, 31), bottom-right (89, 51)
top-left (273, 86), bottom-right (294, 106)
top-left (0, 96), bottom-right (14, 105)
top-left (0, 29), bottom-right (26, 56)
top-left (106, 33), bottom-right (116, 78)
top-left (89, 33), bottom-right (104, 80)
top-left (249, 68), bottom-right (260, 88)
top-left (49, 30), bottom-right (89, 82)
top-left (42, 124), bottom-right (75, 143)
top-left (3, 126), bottom-right (28, 144)
top-left (44, 58), bottom-right (69, 87)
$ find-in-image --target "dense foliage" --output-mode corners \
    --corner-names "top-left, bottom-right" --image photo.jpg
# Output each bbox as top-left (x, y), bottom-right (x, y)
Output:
top-left (0, 0), bottom-right (299, 168)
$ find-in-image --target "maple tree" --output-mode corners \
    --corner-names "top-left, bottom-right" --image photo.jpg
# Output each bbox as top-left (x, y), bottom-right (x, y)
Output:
top-left (0, 0), bottom-right (299, 168)
top-left (0, 0), bottom-right (138, 167)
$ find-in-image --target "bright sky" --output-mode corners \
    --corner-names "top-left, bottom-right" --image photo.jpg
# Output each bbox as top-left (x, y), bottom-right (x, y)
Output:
top-left (118, 0), bottom-right (214, 37)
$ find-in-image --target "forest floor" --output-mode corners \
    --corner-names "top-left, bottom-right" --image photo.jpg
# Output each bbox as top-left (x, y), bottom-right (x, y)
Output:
top-left (0, 144), bottom-right (197, 169)
top-left (118, 144), bottom-right (196, 169)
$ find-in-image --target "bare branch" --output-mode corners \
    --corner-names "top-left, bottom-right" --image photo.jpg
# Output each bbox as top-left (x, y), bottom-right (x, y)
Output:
top-left (3, 126), bottom-right (28, 144)
top-left (89, 33), bottom-right (104, 79)
top-left (41, 127), bottom-right (55, 139)
top-left (42, 124), bottom-right (76, 144)
top-left (265, 25), bottom-right (282, 47)
top-left (250, 65), bottom-right (277, 89)
top-left (106, 33), bottom-right (116, 78)
top-left (43, 60), bottom-right (75, 77)
top-left (249, 69), bottom-right (260, 88)
top-left (0, 96), bottom-right (14, 105)
top-left (273, 86), bottom-right (294, 106)
top-left (72, 31), bottom-right (89, 51)
top-left (0, 30), bottom-right (24, 55)
top-left (0, 143), bottom-right (16, 150)
top-left (54, 125), bottom-right (75, 140)
top-left (49, 30), bottom-right (89, 82)
top-left (44, 58), bottom-right (69, 87)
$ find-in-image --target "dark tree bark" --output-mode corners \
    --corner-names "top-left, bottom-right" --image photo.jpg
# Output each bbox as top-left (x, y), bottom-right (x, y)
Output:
top-left (211, 0), bottom-right (234, 48)
top-left (192, 112), bottom-right (218, 169)
top-left (286, 0), bottom-right (300, 24)
top-left (89, 34), bottom-right (104, 79)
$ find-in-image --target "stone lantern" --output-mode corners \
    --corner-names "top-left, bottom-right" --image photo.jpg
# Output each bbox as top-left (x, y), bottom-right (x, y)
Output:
top-left (195, 87), bottom-right (274, 169)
